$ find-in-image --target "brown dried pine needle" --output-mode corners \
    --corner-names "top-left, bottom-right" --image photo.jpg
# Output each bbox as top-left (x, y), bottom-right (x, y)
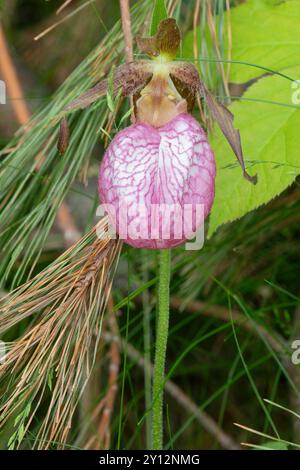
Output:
top-left (0, 217), bottom-right (122, 449)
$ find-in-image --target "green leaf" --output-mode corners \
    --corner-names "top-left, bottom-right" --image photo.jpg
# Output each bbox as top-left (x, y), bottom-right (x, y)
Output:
top-left (208, 66), bottom-right (300, 237)
top-left (181, 1), bottom-right (300, 85)
top-left (226, 0), bottom-right (300, 83)
top-left (151, 0), bottom-right (168, 35)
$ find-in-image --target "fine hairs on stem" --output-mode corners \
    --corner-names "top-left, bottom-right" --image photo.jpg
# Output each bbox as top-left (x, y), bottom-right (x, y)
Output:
top-left (152, 249), bottom-right (171, 449)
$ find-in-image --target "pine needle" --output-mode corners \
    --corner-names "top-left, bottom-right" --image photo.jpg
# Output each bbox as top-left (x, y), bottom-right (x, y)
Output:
top-left (0, 217), bottom-right (122, 449)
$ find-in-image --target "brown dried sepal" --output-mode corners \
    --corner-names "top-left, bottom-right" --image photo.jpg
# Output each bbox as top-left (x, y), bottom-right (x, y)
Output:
top-left (65, 62), bottom-right (152, 112)
top-left (136, 18), bottom-right (181, 60)
top-left (170, 62), bottom-right (257, 184)
top-left (58, 62), bottom-right (153, 153)
top-left (169, 63), bottom-right (198, 113)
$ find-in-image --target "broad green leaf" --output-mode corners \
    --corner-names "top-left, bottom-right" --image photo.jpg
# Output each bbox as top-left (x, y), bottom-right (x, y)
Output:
top-left (228, 0), bottom-right (300, 83)
top-left (182, 0), bottom-right (300, 84)
top-left (208, 66), bottom-right (300, 237)
top-left (151, 0), bottom-right (168, 35)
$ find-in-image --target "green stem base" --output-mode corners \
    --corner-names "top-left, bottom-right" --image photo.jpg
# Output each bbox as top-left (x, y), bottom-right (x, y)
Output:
top-left (151, 249), bottom-right (171, 450)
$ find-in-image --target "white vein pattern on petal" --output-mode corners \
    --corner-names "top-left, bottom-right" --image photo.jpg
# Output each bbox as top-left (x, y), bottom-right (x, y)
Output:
top-left (99, 113), bottom-right (216, 248)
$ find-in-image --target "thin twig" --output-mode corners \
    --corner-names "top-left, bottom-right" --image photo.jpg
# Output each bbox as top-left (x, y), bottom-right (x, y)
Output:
top-left (168, 0), bottom-right (180, 18)
top-left (225, 0), bottom-right (232, 84)
top-left (192, 2), bottom-right (206, 126)
top-left (57, 0), bottom-right (75, 15)
top-left (193, 0), bottom-right (200, 62)
top-left (34, 0), bottom-right (95, 41)
top-left (0, 23), bottom-right (30, 125)
top-left (119, 0), bottom-right (134, 120)
top-left (206, 0), bottom-right (230, 97)
top-left (119, 0), bottom-right (134, 63)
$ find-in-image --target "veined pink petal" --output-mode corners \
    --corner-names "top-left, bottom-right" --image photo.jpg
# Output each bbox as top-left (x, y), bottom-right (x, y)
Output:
top-left (99, 113), bottom-right (216, 249)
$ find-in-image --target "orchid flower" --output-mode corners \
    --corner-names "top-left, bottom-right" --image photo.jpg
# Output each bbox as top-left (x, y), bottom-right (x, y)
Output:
top-left (58, 18), bottom-right (256, 249)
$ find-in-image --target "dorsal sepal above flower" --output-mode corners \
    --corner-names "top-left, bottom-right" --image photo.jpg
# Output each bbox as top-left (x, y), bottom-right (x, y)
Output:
top-left (136, 18), bottom-right (181, 61)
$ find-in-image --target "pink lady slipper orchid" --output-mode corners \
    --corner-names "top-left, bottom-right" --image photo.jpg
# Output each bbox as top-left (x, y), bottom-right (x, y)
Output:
top-left (99, 114), bottom-right (215, 248)
top-left (58, 19), bottom-right (256, 249)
